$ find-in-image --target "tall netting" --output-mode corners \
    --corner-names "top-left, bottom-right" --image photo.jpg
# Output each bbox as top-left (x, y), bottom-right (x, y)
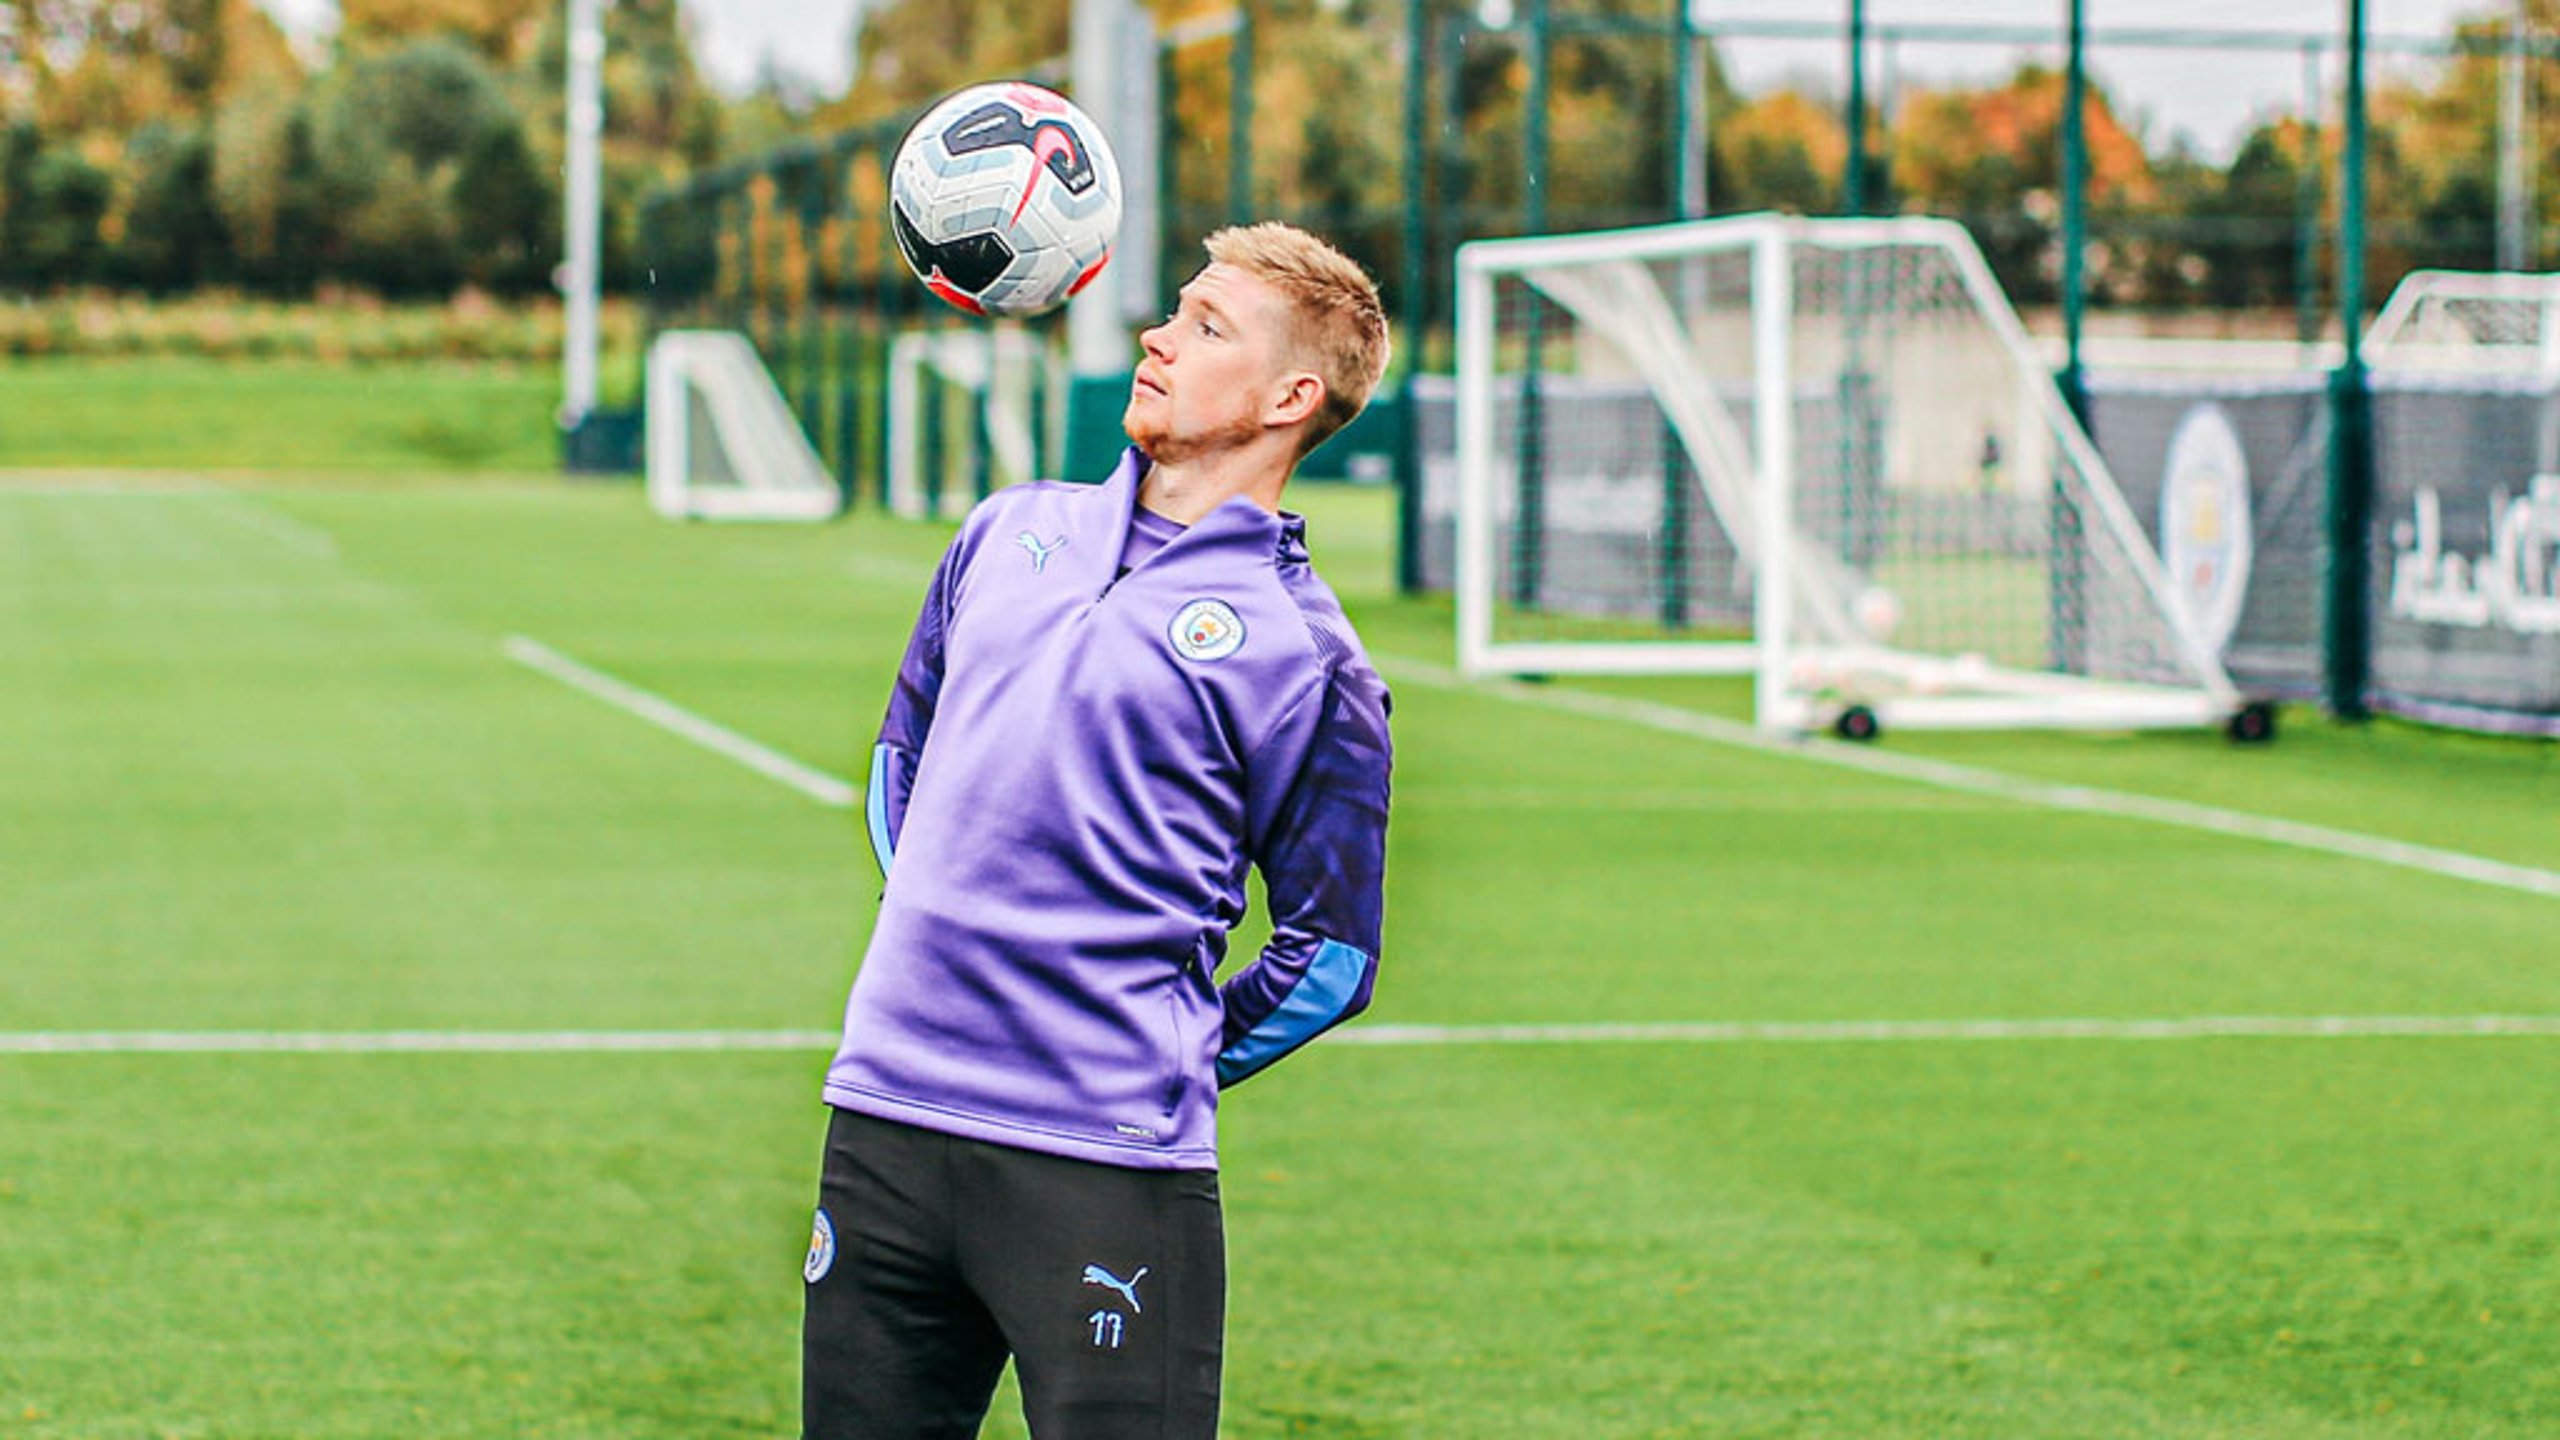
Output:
top-left (1442, 216), bottom-right (2240, 735)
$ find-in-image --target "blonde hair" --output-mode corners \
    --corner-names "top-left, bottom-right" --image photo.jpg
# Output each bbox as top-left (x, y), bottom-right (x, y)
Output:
top-left (1203, 222), bottom-right (1390, 457)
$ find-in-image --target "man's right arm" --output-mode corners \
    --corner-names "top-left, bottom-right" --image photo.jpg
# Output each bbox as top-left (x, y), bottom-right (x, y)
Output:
top-left (866, 542), bottom-right (963, 878)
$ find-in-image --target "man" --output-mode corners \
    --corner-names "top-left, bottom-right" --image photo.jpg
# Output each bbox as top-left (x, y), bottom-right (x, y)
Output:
top-left (804, 221), bottom-right (1395, 1440)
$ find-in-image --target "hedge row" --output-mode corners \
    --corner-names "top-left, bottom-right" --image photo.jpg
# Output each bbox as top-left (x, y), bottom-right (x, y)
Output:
top-left (0, 291), bottom-right (641, 364)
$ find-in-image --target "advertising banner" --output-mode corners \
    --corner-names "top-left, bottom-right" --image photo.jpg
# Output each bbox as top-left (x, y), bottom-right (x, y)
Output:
top-left (2370, 374), bottom-right (2560, 736)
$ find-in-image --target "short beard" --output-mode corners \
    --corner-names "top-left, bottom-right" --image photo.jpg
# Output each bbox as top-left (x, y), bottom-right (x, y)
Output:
top-left (1122, 399), bottom-right (1168, 458)
top-left (1123, 401), bottom-right (1265, 466)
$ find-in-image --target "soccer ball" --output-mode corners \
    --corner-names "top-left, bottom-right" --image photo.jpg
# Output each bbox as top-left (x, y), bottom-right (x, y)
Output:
top-left (1852, 584), bottom-right (1902, 641)
top-left (888, 82), bottom-right (1123, 319)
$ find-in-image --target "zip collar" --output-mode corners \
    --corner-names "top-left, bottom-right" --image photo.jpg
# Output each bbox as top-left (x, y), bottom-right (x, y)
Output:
top-left (1104, 446), bottom-right (1309, 569)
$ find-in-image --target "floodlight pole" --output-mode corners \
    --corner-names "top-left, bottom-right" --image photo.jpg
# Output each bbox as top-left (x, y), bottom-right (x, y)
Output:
top-left (561, 0), bottom-right (605, 431)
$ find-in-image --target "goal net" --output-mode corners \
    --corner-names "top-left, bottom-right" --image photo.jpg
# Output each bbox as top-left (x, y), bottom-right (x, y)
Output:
top-left (2366, 269), bottom-right (2560, 377)
top-left (1449, 213), bottom-right (2241, 736)
top-left (645, 330), bottom-right (842, 522)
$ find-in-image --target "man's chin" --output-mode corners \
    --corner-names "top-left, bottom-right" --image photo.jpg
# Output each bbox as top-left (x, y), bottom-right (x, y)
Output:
top-left (1122, 407), bottom-right (1166, 455)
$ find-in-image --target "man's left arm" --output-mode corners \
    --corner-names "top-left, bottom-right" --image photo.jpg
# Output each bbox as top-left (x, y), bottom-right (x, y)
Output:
top-left (1216, 665), bottom-right (1393, 1089)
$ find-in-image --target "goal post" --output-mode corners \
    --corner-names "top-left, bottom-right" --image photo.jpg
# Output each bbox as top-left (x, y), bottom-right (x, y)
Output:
top-left (645, 330), bottom-right (843, 523)
top-left (1450, 213), bottom-right (2244, 737)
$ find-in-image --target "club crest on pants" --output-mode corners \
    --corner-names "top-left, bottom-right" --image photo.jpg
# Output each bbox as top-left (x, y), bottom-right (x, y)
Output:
top-left (805, 1208), bottom-right (836, 1283)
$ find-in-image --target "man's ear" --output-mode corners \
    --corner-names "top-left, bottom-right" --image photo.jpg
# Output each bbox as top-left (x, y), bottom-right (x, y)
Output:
top-left (1265, 371), bottom-right (1326, 430)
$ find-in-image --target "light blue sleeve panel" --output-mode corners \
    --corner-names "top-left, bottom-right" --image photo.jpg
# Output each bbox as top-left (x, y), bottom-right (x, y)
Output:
top-left (866, 742), bottom-right (903, 878)
top-left (1215, 938), bottom-right (1375, 1088)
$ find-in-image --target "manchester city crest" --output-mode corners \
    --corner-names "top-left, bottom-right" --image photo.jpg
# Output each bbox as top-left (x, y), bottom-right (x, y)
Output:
top-left (805, 1207), bottom-right (836, 1284)
top-left (1170, 599), bottom-right (1245, 662)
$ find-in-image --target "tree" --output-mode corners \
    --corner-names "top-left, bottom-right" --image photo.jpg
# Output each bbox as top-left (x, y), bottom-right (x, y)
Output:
top-left (0, 135), bottom-right (112, 286)
top-left (351, 155), bottom-right (462, 295)
top-left (337, 0), bottom-right (546, 66)
top-left (361, 34), bottom-right (513, 172)
top-left (6, 0), bottom-right (296, 134)
top-left (209, 87), bottom-right (334, 291)
top-left (1716, 91), bottom-right (1841, 216)
top-left (450, 110), bottom-right (554, 291)
top-left (304, 36), bottom-right (531, 294)
top-left (116, 120), bottom-right (228, 291)
top-left (1888, 65), bottom-right (2154, 303)
top-left (2200, 121), bottom-right (2316, 310)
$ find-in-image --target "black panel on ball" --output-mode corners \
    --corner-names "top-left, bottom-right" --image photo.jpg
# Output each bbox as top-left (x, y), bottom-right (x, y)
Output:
top-left (891, 202), bottom-right (1015, 295)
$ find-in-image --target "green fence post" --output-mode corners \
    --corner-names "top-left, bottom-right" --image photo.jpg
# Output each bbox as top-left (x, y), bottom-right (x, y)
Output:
top-left (1160, 36), bottom-right (1180, 307)
top-left (2058, 0), bottom-right (2088, 424)
top-left (1525, 0), bottom-right (1549, 236)
top-left (2326, 0), bottom-right (2374, 720)
top-left (1510, 0), bottom-right (1550, 609)
top-left (1844, 0), bottom-right (1866, 215)
top-left (1229, 4), bottom-right (1255, 224)
top-left (796, 152), bottom-right (826, 455)
top-left (1656, 0), bottom-right (1702, 627)
top-left (921, 358), bottom-right (947, 518)
top-left (970, 329), bottom-right (994, 501)
top-left (2296, 40), bottom-right (2324, 345)
top-left (1513, 297), bottom-right (1546, 610)
top-left (834, 150), bottom-right (862, 510)
top-left (728, 187), bottom-right (752, 338)
top-left (873, 173), bottom-right (902, 513)
top-left (1396, 0), bottom-right (1429, 595)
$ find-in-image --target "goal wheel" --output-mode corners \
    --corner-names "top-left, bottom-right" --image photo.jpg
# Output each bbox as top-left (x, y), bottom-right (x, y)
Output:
top-left (1833, 705), bottom-right (1881, 743)
top-left (2225, 701), bottom-right (2278, 745)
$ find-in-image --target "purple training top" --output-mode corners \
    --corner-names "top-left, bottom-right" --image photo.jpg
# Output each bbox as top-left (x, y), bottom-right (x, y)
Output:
top-left (825, 448), bottom-right (1393, 1170)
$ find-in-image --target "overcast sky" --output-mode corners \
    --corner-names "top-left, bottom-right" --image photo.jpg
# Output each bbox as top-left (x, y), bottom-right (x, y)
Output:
top-left (253, 0), bottom-right (2519, 158)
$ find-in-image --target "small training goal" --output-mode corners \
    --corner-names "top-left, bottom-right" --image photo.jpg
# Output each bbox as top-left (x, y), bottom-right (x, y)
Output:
top-left (645, 330), bottom-right (842, 522)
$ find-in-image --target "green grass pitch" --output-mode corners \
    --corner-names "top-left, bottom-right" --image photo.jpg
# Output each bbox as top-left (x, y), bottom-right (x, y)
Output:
top-left (2, 474), bottom-right (2556, 1438)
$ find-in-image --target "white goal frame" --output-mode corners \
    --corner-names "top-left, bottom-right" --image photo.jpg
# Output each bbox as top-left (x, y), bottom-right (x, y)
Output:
top-left (2365, 269), bottom-right (2560, 378)
top-left (645, 330), bottom-right (842, 522)
top-left (1453, 213), bottom-right (2241, 736)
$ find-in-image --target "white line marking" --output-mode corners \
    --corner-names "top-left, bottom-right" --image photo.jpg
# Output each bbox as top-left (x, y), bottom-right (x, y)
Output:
top-left (1372, 655), bottom-right (2560, 902)
top-left (502, 635), bottom-right (858, 809)
top-left (0, 481), bottom-right (221, 495)
top-left (7, 1016), bottom-right (2557, 1056)
top-left (0, 1030), bottom-right (838, 1055)
top-left (191, 491), bottom-right (340, 558)
top-left (1335, 1015), bottom-right (2560, 1046)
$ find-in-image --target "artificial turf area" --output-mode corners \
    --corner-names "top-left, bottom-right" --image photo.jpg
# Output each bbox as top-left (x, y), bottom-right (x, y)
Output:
top-left (2, 475), bottom-right (2554, 1437)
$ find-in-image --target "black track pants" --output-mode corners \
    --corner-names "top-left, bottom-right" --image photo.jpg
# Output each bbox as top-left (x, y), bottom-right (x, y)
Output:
top-left (802, 1107), bottom-right (1224, 1440)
